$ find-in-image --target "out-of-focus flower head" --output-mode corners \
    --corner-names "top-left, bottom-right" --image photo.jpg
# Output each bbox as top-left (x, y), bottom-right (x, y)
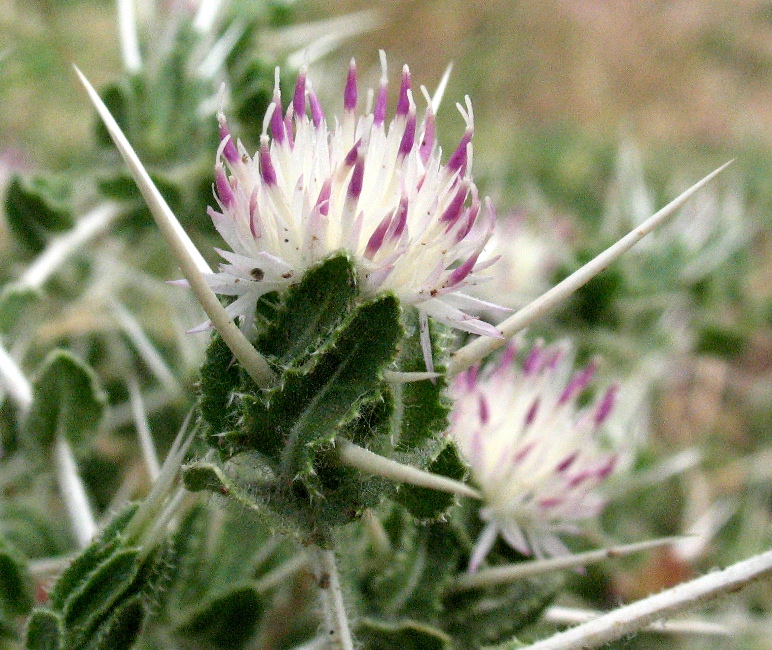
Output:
top-left (206, 52), bottom-right (506, 364)
top-left (449, 341), bottom-right (620, 571)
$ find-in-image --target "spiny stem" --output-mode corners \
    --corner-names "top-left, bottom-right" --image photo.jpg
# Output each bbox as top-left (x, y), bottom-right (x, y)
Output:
top-left (18, 202), bottom-right (122, 291)
top-left (75, 67), bottom-right (274, 389)
top-left (55, 434), bottom-right (98, 548)
top-left (306, 545), bottom-right (355, 650)
top-left (521, 547), bottom-right (772, 650)
top-left (448, 161), bottom-right (733, 376)
top-left (542, 606), bottom-right (733, 638)
top-left (337, 439), bottom-right (481, 500)
top-left (452, 537), bottom-right (684, 591)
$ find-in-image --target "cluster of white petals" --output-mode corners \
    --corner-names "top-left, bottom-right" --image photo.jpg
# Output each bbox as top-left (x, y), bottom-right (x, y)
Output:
top-left (205, 54), bottom-right (507, 365)
top-left (449, 341), bottom-right (619, 571)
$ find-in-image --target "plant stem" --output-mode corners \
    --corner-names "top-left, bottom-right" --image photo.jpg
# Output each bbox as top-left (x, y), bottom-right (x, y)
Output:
top-left (448, 161), bottom-right (733, 376)
top-left (306, 544), bottom-right (355, 650)
top-left (337, 439), bottom-right (481, 500)
top-left (521, 548), bottom-right (772, 650)
top-left (452, 537), bottom-right (684, 591)
top-left (116, 0), bottom-right (141, 73)
top-left (542, 606), bottom-right (732, 637)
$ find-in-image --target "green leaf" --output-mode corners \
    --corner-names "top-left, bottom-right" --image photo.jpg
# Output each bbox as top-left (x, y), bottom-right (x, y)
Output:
top-left (174, 586), bottom-right (264, 650)
top-left (395, 442), bottom-right (468, 522)
top-left (25, 609), bottom-right (63, 650)
top-left (356, 618), bottom-right (452, 650)
top-left (80, 594), bottom-right (146, 650)
top-left (5, 175), bottom-right (74, 254)
top-left (0, 285), bottom-right (39, 335)
top-left (255, 254), bottom-right (359, 367)
top-left (238, 294), bottom-right (403, 477)
top-left (24, 350), bottom-right (107, 452)
top-left (441, 576), bottom-right (559, 648)
top-left (0, 539), bottom-right (34, 617)
top-left (62, 548), bottom-right (142, 648)
top-left (48, 504), bottom-right (139, 611)
top-left (393, 309), bottom-right (451, 454)
top-left (199, 332), bottom-right (243, 441)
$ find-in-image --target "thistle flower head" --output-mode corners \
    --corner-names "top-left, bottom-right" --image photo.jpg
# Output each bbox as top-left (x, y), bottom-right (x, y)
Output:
top-left (206, 53), bottom-right (505, 352)
top-left (449, 341), bottom-right (619, 571)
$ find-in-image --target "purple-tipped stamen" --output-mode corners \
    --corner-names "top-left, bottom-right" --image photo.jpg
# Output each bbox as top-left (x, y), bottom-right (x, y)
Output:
top-left (440, 183), bottom-right (469, 225)
top-left (594, 384), bottom-right (618, 425)
top-left (374, 79), bottom-right (388, 126)
top-left (522, 344), bottom-right (544, 376)
top-left (293, 67), bottom-right (307, 118)
top-left (446, 251), bottom-right (479, 287)
top-left (364, 208), bottom-right (395, 259)
top-left (259, 139), bottom-right (277, 186)
top-left (446, 129), bottom-right (472, 174)
top-left (270, 92), bottom-right (286, 144)
top-left (398, 103), bottom-right (417, 157)
top-left (419, 112), bottom-right (435, 164)
top-left (217, 117), bottom-right (240, 165)
top-left (396, 65), bottom-right (412, 116)
top-left (524, 398), bottom-right (540, 427)
top-left (308, 86), bottom-right (324, 127)
top-left (556, 452), bottom-right (578, 473)
top-left (215, 164), bottom-right (235, 209)
top-left (347, 156), bottom-right (364, 200)
top-left (558, 361), bottom-right (597, 406)
top-left (343, 139), bottom-right (361, 167)
top-left (478, 395), bottom-right (490, 424)
top-left (315, 179), bottom-right (331, 216)
top-left (344, 59), bottom-right (357, 111)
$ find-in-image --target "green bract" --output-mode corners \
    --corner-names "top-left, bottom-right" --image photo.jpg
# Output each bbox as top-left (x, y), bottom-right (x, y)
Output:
top-left (187, 254), bottom-right (459, 538)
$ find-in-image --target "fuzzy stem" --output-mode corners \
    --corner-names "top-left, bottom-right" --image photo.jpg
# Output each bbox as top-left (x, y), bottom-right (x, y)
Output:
top-left (521, 547), bottom-right (772, 650)
top-left (542, 606), bottom-right (733, 638)
top-left (18, 202), bottom-right (122, 291)
top-left (452, 537), bottom-right (684, 591)
top-left (448, 161), bottom-right (733, 376)
top-left (116, 0), bottom-right (142, 73)
top-left (55, 434), bottom-right (98, 548)
top-left (337, 439), bottom-right (481, 500)
top-left (75, 67), bottom-right (275, 389)
top-left (306, 545), bottom-right (355, 650)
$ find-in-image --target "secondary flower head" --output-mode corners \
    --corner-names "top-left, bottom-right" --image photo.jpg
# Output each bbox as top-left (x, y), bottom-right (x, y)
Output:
top-left (207, 53), bottom-right (505, 361)
top-left (449, 341), bottom-right (619, 571)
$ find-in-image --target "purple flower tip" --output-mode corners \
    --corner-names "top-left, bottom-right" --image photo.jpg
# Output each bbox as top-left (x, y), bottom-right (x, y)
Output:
top-left (446, 129), bottom-right (472, 174)
top-left (259, 139), bottom-right (277, 186)
top-left (344, 58), bottom-right (357, 111)
top-left (215, 164), bottom-right (235, 208)
top-left (396, 65), bottom-right (412, 116)
top-left (398, 105), bottom-right (417, 157)
top-left (218, 116), bottom-right (240, 165)
top-left (594, 384), bottom-right (618, 425)
top-left (558, 361), bottom-right (597, 406)
top-left (308, 85), bottom-right (324, 127)
top-left (293, 67), bottom-right (307, 118)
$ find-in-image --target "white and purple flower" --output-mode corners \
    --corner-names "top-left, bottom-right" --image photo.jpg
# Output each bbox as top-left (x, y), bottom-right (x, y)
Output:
top-left (449, 341), bottom-right (619, 571)
top-left (205, 54), bottom-right (506, 366)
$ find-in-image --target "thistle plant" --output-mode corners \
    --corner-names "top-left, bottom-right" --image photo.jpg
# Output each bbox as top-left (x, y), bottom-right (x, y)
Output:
top-left (1, 2), bottom-right (770, 650)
